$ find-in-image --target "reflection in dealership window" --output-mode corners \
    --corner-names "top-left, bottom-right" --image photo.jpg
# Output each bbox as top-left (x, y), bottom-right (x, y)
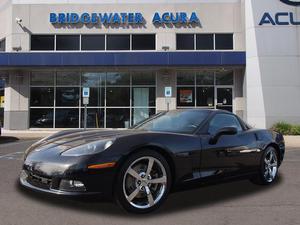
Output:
top-left (82, 72), bottom-right (105, 87)
top-left (30, 108), bottom-right (53, 128)
top-left (106, 72), bottom-right (130, 85)
top-left (132, 108), bottom-right (156, 125)
top-left (56, 87), bottom-right (79, 106)
top-left (55, 109), bottom-right (79, 128)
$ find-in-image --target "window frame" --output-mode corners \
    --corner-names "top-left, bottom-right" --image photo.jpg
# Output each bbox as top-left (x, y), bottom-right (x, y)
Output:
top-left (30, 35), bottom-right (55, 51)
top-left (0, 38), bottom-right (6, 52)
top-left (176, 70), bottom-right (235, 110)
top-left (29, 70), bottom-right (157, 129)
top-left (176, 33), bottom-right (234, 51)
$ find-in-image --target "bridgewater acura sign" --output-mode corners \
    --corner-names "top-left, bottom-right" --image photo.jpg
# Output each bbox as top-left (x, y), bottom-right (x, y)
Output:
top-left (49, 12), bottom-right (200, 25)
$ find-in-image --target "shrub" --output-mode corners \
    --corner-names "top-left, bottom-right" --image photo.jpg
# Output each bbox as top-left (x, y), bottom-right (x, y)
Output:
top-left (272, 122), bottom-right (300, 135)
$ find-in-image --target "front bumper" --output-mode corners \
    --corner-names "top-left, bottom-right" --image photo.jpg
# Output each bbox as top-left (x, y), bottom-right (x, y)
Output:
top-left (19, 160), bottom-right (117, 198)
top-left (19, 170), bottom-right (101, 196)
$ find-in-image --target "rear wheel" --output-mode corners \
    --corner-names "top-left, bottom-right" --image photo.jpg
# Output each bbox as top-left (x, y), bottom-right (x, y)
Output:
top-left (250, 146), bottom-right (279, 185)
top-left (114, 150), bottom-right (171, 213)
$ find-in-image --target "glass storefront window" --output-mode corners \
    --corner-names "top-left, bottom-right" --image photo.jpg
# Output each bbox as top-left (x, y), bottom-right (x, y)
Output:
top-left (176, 34), bottom-right (194, 50)
top-left (30, 71), bottom-right (156, 128)
top-left (31, 35), bottom-right (55, 51)
top-left (57, 72), bottom-right (80, 86)
top-left (81, 108), bottom-right (104, 128)
top-left (81, 72), bottom-right (105, 87)
top-left (30, 87), bottom-right (54, 107)
top-left (132, 72), bottom-right (156, 85)
top-left (196, 87), bottom-right (214, 107)
top-left (177, 72), bottom-right (195, 85)
top-left (132, 108), bottom-right (156, 125)
top-left (176, 70), bottom-right (234, 110)
top-left (132, 87), bottom-right (155, 107)
top-left (216, 70), bottom-right (234, 85)
top-left (196, 72), bottom-right (214, 85)
top-left (132, 34), bottom-right (156, 50)
top-left (0, 38), bottom-right (5, 52)
top-left (31, 72), bottom-right (54, 86)
top-left (106, 108), bottom-right (130, 128)
top-left (215, 34), bottom-right (233, 50)
top-left (56, 87), bottom-right (80, 106)
top-left (106, 35), bottom-right (130, 50)
top-left (106, 87), bottom-right (130, 106)
top-left (196, 34), bottom-right (214, 50)
top-left (56, 35), bottom-right (80, 51)
top-left (106, 72), bottom-right (130, 85)
top-left (30, 108), bottom-right (53, 128)
top-left (55, 108), bottom-right (79, 128)
top-left (177, 87), bottom-right (195, 107)
top-left (81, 35), bottom-right (105, 51)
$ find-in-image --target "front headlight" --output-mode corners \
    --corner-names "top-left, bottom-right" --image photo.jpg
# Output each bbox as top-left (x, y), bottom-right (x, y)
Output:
top-left (61, 139), bottom-right (115, 157)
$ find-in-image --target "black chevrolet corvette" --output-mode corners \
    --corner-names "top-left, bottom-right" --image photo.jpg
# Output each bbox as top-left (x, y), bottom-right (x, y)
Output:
top-left (20, 109), bottom-right (285, 213)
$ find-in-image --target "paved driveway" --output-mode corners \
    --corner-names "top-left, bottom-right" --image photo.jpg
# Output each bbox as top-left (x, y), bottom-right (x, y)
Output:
top-left (0, 139), bottom-right (299, 225)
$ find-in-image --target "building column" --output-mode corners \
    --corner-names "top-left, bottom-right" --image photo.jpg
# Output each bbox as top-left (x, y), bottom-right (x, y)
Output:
top-left (4, 71), bottom-right (30, 130)
top-left (156, 70), bottom-right (177, 112)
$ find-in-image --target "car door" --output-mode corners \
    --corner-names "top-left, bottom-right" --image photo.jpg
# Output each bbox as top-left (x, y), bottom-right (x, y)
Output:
top-left (200, 113), bottom-right (259, 179)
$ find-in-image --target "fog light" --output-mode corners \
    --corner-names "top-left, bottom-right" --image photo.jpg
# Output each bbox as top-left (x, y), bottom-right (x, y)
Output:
top-left (20, 170), bottom-right (28, 181)
top-left (59, 179), bottom-right (86, 192)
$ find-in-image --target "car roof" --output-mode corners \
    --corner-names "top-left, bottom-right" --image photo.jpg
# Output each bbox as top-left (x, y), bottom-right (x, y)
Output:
top-left (171, 108), bottom-right (233, 115)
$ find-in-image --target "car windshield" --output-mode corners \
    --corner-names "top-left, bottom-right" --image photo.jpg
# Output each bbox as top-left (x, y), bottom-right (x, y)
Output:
top-left (134, 110), bottom-right (210, 134)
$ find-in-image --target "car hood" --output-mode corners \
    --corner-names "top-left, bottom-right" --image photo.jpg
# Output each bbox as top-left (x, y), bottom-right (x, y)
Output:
top-left (25, 129), bottom-right (143, 156)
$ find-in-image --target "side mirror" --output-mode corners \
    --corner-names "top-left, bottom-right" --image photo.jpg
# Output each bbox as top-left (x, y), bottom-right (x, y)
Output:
top-left (209, 127), bottom-right (238, 145)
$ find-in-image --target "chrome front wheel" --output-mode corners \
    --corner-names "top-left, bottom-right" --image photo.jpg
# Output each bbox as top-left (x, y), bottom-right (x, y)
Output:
top-left (115, 150), bottom-right (171, 213)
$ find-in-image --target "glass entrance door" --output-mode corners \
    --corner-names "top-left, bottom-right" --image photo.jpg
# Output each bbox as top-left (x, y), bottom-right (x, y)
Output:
top-left (216, 87), bottom-right (233, 112)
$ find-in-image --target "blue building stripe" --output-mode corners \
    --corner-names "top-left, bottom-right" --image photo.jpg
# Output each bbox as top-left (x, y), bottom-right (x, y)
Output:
top-left (0, 52), bottom-right (245, 67)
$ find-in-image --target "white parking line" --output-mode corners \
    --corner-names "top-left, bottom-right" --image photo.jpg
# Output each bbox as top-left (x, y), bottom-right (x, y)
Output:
top-left (0, 152), bottom-right (24, 161)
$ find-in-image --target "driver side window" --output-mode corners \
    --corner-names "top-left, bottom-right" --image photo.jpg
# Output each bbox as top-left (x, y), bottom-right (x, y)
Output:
top-left (208, 114), bottom-right (243, 135)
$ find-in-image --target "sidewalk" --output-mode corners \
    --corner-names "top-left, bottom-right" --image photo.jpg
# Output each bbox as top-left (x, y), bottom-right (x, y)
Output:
top-left (1, 129), bottom-right (300, 149)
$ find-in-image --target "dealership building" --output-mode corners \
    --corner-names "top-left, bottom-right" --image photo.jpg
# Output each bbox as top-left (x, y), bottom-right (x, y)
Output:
top-left (0, 0), bottom-right (299, 130)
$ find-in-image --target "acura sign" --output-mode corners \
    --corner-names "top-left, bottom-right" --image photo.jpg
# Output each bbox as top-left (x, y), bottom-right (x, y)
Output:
top-left (280, 0), bottom-right (300, 6)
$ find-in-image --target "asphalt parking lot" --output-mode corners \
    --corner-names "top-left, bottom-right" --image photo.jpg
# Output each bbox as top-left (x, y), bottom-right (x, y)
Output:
top-left (0, 139), bottom-right (299, 225)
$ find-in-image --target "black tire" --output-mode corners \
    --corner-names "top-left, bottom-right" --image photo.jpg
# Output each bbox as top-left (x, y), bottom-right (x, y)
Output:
top-left (250, 146), bottom-right (279, 185)
top-left (114, 150), bottom-right (171, 214)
